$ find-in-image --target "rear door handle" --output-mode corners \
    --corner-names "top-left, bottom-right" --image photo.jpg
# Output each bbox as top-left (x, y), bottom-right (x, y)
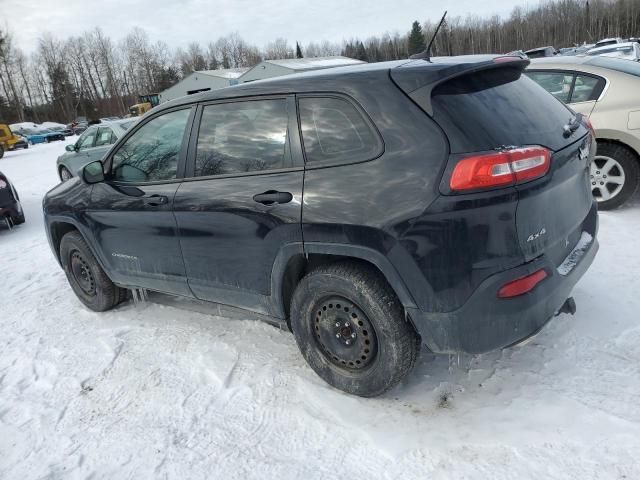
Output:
top-left (253, 191), bottom-right (293, 205)
top-left (143, 194), bottom-right (168, 206)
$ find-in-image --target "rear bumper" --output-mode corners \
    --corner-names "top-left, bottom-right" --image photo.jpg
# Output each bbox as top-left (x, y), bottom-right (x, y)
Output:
top-left (408, 203), bottom-right (599, 354)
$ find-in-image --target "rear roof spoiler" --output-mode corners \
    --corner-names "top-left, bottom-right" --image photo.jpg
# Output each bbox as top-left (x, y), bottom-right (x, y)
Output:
top-left (390, 55), bottom-right (530, 115)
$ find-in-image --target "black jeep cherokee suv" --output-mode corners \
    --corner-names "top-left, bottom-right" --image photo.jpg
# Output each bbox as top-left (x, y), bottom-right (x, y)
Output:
top-left (43, 55), bottom-right (599, 397)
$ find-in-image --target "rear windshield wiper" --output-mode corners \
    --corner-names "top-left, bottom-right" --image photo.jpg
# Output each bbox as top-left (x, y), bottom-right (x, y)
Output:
top-left (562, 114), bottom-right (583, 138)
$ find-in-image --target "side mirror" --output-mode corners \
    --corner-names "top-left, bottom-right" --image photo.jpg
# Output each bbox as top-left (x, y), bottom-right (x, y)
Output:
top-left (65, 144), bottom-right (77, 152)
top-left (82, 161), bottom-right (105, 184)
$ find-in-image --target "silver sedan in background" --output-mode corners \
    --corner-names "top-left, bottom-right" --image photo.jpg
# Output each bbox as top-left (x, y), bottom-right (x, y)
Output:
top-left (56, 119), bottom-right (137, 181)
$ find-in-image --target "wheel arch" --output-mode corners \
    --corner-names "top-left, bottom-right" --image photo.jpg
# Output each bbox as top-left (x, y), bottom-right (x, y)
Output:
top-left (596, 134), bottom-right (640, 163)
top-left (272, 243), bottom-right (419, 326)
top-left (48, 219), bottom-right (108, 275)
top-left (49, 220), bottom-right (80, 264)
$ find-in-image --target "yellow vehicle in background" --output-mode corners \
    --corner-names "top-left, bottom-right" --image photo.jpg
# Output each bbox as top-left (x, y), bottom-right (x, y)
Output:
top-left (128, 93), bottom-right (160, 117)
top-left (0, 123), bottom-right (27, 158)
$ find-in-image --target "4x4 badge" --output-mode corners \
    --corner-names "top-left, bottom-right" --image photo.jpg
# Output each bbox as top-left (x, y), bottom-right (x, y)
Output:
top-left (527, 227), bottom-right (547, 242)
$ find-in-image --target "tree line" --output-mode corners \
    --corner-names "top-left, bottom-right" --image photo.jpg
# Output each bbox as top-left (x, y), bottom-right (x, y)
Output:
top-left (1, 0), bottom-right (639, 124)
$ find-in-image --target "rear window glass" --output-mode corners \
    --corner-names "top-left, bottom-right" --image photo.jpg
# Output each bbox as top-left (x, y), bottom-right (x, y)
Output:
top-left (431, 67), bottom-right (576, 153)
top-left (587, 45), bottom-right (634, 56)
top-left (298, 97), bottom-right (382, 165)
top-left (586, 56), bottom-right (640, 77)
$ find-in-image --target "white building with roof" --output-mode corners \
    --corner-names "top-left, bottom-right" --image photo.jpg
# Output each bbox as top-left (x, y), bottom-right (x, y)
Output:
top-left (158, 68), bottom-right (249, 103)
top-left (239, 56), bottom-right (365, 83)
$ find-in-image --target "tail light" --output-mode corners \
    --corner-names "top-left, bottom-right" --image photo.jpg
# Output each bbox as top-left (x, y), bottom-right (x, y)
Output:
top-left (449, 146), bottom-right (551, 192)
top-left (497, 269), bottom-right (548, 298)
top-left (582, 116), bottom-right (596, 136)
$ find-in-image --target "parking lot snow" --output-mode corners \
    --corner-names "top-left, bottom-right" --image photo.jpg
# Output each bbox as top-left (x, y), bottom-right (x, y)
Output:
top-left (1, 141), bottom-right (639, 479)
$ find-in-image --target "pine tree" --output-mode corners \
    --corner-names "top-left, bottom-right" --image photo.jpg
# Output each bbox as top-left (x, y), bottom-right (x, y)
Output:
top-left (408, 20), bottom-right (425, 56)
top-left (296, 42), bottom-right (303, 58)
top-left (354, 41), bottom-right (368, 61)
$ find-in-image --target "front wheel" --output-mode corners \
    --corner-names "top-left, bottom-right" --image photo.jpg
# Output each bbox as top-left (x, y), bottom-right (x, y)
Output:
top-left (59, 166), bottom-right (72, 182)
top-left (591, 143), bottom-right (640, 210)
top-left (60, 231), bottom-right (126, 311)
top-left (290, 262), bottom-right (419, 397)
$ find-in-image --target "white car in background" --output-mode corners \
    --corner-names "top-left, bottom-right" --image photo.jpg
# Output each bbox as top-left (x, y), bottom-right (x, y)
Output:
top-left (594, 37), bottom-right (624, 48)
top-left (586, 42), bottom-right (640, 62)
top-left (527, 56), bottom-right (640, 209)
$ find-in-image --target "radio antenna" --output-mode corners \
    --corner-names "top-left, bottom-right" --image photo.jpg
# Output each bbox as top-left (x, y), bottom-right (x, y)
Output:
top-left (410, 11), bottom-right (448, 61)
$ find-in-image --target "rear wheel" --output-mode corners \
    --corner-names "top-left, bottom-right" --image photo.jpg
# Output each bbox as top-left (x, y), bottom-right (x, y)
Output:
top-left (60, 231), bottom-right (125, 312)
top-left (290, 262), bottom-right (419, 397)
top-left (591, 143), bottom-right (640, 210)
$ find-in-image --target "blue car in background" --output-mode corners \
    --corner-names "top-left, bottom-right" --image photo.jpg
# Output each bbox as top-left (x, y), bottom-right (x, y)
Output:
top-left (16, 128), bottom-right (65, 145)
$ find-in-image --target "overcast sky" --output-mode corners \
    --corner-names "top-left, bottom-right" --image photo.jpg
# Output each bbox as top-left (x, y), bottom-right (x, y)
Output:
top-left (3, 0), bottom-right (537, 53)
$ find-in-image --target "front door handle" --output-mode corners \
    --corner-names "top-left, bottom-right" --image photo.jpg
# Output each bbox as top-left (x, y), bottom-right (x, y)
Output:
top-left (253, 190), bottom-right (293, 205)
top-left (143, 194), bottom-right (168, 206)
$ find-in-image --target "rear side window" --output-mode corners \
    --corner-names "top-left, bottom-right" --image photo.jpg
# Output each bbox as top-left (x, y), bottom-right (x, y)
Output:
top-left (525, 71), bottom-right (574, 102)
top-left (298, 97), bottom-right (381, 165)
top-left (526, 71), bottom-right (605, 104)
top-left (194, 99), bottom-right (290, 177)
top-left (572, 75), bottom-right (604, 102)
top-left (95, 127), bottom-right (115, 147)
top-left (431, 67), bottom-right (576, 153)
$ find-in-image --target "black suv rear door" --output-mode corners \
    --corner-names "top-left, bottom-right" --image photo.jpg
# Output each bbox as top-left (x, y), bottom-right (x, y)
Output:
top-left (173, 96), bottom-right (304, 316)
top-left (88, 107), bottom-right (194, 296)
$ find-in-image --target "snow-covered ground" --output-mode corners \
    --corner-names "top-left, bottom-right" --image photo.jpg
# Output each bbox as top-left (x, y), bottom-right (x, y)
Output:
top-left (1, 141), bottom-right (639, 479)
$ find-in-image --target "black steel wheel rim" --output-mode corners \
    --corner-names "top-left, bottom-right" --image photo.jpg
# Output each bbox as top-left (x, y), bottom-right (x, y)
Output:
top-left (312, 296), bottom-right (378, 370)
top-left (70, 251), bottom-right (96, 296)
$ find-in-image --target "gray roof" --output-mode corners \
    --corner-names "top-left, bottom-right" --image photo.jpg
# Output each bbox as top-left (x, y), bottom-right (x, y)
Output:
top-left (262, 56), bottom-right (365, 71)
top-left (196, 68), bottom-right (249, 79)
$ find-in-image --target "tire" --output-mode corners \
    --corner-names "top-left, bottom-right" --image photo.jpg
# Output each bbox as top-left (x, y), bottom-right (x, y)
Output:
top-left (592, 143), bottom-right (640, 210)
top-left (0, 145), bottom-right (4, 159)
top-left (12, 205), bottom-right (25, 225)
top-left (59, 166), bottom-right (72, 182)
top-left (23, 143), bottom-right (28, 149)
top-left (59, 231), bottom-right (125, 312)
top-left (290, 261), bottom-right (419, 397)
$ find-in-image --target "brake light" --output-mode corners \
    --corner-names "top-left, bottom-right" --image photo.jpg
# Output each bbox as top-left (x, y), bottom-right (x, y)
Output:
top-left (497, 269), bottom-right (548, 298)
top-left (449, 146), bottom-right (551, 192)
